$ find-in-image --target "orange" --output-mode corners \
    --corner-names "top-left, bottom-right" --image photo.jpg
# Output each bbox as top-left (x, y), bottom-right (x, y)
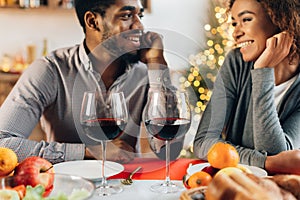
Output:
top-left (0, 147), bottom-right (18, 176)
top-left (187, 171), bottom-right (212, 188)
top-left (207, 142), bottom-right (240, 169)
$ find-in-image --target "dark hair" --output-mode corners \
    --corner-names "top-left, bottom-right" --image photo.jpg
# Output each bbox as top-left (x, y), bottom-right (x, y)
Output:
top-left (74, 0), bottom-right (116, 32)
top-left (227, 0), bottom-right (300, 61)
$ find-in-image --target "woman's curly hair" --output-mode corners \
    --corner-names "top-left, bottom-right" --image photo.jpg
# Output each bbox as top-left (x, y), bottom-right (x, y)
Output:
top-left (227, 0), bottom-right (300, 62)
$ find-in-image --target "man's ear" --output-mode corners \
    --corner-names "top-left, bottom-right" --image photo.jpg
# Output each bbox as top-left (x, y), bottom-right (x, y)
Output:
top-left (84, 11), bottom-right (101, 31)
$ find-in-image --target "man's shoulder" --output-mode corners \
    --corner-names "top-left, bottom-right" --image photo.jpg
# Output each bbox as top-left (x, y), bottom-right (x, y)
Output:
top-left (50, 44), bottom-right (81, 58)
top-left (44, 44), bottom-right (83, 70)
top-left (23, 44), bottom-right (82, 76)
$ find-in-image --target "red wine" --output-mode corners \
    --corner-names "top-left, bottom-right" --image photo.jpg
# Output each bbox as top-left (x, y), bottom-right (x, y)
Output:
top-left (82, 118), bottom-right (126, 141)
top-left (144, 118), bottom-right (190, 141)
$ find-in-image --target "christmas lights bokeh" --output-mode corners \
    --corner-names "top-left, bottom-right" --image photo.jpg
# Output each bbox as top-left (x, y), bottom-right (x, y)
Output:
top-left (179, 0), bottom-right (234, 158)
top-left (180, 1), bottom-right (233, 120)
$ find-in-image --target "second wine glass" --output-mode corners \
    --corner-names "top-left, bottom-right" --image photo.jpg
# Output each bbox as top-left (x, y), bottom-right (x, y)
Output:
top-left (143, 88), bottom-right (191, 193)
top-left (80, 91), bottom-right (128, 196)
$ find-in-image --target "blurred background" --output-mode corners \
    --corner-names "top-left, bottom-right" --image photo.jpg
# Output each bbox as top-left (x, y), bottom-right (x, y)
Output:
top-left (0, 0), bottom-right (210, 65)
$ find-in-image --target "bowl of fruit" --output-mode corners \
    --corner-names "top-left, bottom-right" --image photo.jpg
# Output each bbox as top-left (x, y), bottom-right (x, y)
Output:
top-left (0, 156), bottom-right (95, 200)
top-left (183, 142), bottom-right (267, 190)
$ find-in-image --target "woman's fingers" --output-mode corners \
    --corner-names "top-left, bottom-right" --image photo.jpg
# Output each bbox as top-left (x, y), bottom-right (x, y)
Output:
top-left (206, 172), bottom-right (253, 200)
top-left (255, 31), bottom-right (293, 68)
top-left (206, 171), bottom-right (282, 200)
top-left (229, 170), bottom-right (260, 193)
top-left (272, 31), bottom-right (293, 54)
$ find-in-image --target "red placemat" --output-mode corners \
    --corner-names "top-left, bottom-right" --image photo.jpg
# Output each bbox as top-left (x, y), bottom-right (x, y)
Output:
top-left (109, 158), bottom-right (204, 180)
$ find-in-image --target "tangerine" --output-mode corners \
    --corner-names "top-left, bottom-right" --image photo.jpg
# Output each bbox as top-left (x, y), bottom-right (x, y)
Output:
top-left (0, 147), bottom-right (18, 176)
top-left (187, 171), bottom-right (212, 188)
top-left (207, 142), bottom-right (240, 169)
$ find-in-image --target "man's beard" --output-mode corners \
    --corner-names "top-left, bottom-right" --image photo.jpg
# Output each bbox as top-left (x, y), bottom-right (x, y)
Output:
top-left (101, 25), bottom-right (140, 65)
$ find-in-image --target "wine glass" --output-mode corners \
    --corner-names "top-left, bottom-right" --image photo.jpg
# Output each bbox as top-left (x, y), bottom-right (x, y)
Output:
top-left (143, 87), bottom-right (191, 193)
top-left (80, 90), bottom-right (128, 196)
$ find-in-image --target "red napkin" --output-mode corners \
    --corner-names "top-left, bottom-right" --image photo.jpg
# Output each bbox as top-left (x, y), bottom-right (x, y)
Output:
top-left (109, 158), bottom-right (204, 180)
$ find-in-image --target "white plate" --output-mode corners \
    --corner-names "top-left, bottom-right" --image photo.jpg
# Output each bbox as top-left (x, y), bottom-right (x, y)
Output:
top-left (186, 163), bottom-right (210, 175)
top-left (187, 162), bottom-right (267, 177)
top-left (54, 160), bottom-right (124, 181)
top-left (241, 164), bottom-right (268, 177)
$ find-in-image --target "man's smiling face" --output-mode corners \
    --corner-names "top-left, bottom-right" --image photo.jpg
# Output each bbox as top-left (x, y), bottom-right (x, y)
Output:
top-left (100, 0), bottom-right (145, 57)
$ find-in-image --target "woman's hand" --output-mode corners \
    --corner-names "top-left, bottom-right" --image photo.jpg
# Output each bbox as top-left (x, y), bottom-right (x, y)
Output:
top-left (254, 32), bottom-right (293, 69)
top-left (265, 150), bottom-right (300, 175)
top-left (206, 170), bottom-right (280, 200)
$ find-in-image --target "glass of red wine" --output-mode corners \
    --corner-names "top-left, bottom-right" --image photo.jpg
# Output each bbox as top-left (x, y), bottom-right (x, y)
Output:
top-left (143, 87), bottom-right (191, 193)
top-left (80, 90), bottom-right (128, 196)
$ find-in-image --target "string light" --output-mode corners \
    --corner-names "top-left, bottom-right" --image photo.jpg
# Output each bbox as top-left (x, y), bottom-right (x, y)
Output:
top-left (179, 0), bottom-right (234, 158)
top-left (180, 0), bottom-right (233, 117)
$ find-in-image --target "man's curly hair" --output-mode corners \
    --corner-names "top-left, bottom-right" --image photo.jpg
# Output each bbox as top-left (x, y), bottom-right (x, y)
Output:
top-left (227, 0), bottom-right (300, 62)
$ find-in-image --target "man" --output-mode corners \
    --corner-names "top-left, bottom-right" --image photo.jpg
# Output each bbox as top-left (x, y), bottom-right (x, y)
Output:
top-left (0, 0), bottom-right (183, 164)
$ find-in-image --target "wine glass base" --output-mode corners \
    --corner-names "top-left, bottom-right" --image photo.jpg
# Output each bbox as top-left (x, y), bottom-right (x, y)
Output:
top-left (95, 184), bottom-right (123, 196)
top-left (150, 181), bottom-right (184, 194)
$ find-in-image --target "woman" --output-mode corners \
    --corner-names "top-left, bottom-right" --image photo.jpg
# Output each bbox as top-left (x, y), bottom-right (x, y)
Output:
top-left (193, 0), bottom-right (300, 175)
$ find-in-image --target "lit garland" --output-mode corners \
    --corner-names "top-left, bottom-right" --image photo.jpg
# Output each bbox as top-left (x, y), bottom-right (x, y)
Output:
top-left (180, 1), bottom-right (234, 120)
top-left (179, 1), bottom-right (234, 158)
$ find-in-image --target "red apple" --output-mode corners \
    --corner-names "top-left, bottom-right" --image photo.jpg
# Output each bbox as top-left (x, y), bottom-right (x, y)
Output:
top-left (14, 156), bottom-right (54, 191)
top-left (43, 185), bottom-right (54, 197)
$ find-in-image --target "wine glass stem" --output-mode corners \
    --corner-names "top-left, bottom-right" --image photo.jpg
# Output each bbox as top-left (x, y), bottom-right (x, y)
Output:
top-left (165, 140), bottom-right (171, 184)
top-left (101, 140), bottom-right (108, 186)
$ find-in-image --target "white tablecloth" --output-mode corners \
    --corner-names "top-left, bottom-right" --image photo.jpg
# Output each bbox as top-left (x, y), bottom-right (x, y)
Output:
top-left (90, 180), bottom-right (183, 200)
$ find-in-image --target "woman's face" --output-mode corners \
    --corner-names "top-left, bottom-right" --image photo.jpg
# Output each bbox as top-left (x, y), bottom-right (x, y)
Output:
top-left (231, 0), bottom-right (278, 62)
